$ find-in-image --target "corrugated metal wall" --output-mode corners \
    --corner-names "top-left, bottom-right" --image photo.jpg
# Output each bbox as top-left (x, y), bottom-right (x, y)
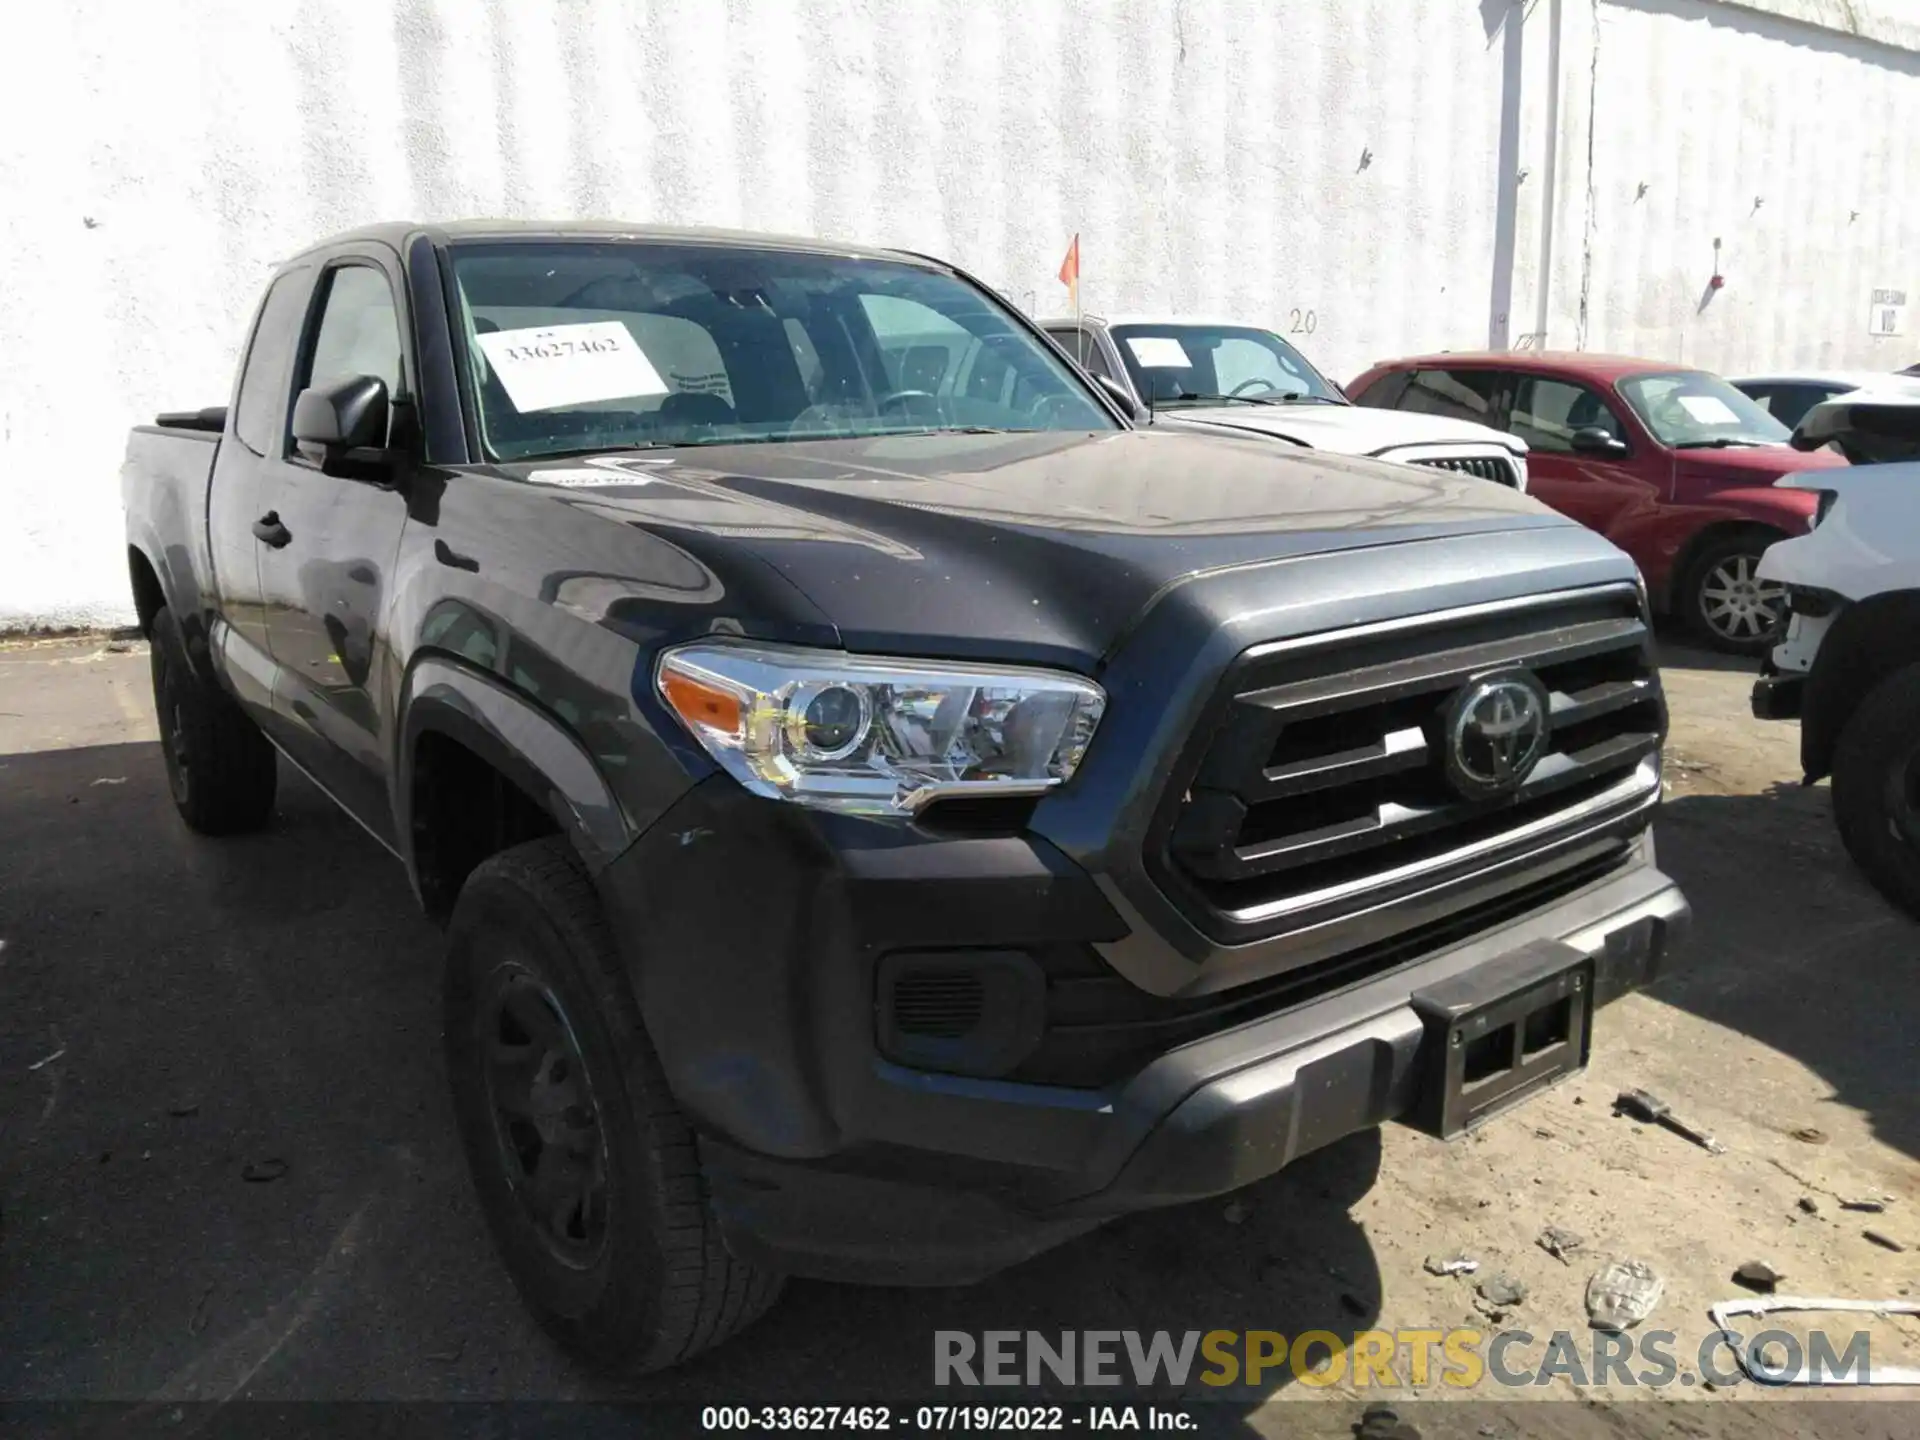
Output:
top-left (1, 0), bottom-right (1914, 627)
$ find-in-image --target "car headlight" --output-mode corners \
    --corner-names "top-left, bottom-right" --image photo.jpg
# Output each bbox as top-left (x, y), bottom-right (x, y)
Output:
top-left (655, 643), bottom-right (1107, 814)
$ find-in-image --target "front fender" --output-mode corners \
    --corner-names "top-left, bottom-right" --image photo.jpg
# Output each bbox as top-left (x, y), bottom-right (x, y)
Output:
top-left (397, 655), bottom-right (636, 872)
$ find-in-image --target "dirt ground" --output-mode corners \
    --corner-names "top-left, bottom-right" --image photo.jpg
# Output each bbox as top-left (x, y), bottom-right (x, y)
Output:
top-left (1, 634), bottom-right (1914, 1437)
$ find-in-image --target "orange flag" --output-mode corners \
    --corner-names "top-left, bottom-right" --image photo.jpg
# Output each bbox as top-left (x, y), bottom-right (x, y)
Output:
top-left (1058, 234), bottom-right (1081, 311)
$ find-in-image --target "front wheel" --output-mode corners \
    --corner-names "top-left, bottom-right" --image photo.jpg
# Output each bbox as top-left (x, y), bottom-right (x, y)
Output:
top-left (1831, 663), bottom-right (1920, 920)
top-left (443, 837), bottom-right (783, 1370)
top-left (1679, 534), bottom-right (1789, 655)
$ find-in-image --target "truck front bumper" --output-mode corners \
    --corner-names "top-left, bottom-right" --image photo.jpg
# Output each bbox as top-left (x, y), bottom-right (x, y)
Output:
top-left (598, 780), bottom-right (1688, 1284)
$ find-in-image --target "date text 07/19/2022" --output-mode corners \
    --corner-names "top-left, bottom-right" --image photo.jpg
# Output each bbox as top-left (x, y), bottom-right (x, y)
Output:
top-left (699, 1405), bottom-right (1194, 1432)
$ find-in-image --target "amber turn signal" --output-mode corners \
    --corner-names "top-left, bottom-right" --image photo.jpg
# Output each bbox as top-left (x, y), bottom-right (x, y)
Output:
top-left (660, 668), bottom-right (744, 739)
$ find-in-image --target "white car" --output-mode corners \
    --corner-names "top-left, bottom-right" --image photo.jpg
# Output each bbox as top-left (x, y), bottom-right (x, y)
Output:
top-left (1752, 391), bottom-right (1920, 917)
top-left (1730, 369), bottom-right (1920, 431)
top-left (1040, 315), bottom-right (1530, 491)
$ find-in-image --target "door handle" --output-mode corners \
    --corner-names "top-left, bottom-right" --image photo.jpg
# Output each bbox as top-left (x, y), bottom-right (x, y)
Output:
top-left (252, 512), bottom-right (292, 548)
top-left (434, 539), bottom-right (479, 572)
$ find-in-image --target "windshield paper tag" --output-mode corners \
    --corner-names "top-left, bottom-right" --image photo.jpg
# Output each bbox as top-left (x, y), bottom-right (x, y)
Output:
top-left (1125, 336), bottom-right (1192, 368)
top-left (1677, 394), bottom-right (1740, 425)
top-left (475, 322), bottom-right (670, 413)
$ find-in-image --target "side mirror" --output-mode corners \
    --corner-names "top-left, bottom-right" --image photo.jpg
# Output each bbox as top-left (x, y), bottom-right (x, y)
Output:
top-left (292, 374), bottom-right (393, 476)
top-left (1095, 373), bottom-right (1149, 423)
top-left (1569, 426), bottom-right (1627, 455)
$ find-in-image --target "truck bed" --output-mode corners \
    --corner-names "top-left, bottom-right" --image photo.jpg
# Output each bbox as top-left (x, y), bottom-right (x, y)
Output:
top-left (121, 417), bottom-right (225, 640)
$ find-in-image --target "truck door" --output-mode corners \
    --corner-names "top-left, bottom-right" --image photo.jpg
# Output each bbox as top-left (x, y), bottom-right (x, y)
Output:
top-left (256, 253), bottom-right (413, 842)
top-left (207, 265), bottom-right (315, 717)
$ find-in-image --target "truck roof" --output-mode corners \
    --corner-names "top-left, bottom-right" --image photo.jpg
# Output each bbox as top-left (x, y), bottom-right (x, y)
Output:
top-left (288, 219), bottom-right (937, 267)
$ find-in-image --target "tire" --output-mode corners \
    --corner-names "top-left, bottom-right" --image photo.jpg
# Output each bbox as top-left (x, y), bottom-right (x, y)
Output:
top-left (1830, 662), bottom-right (1920, 921)
top-left (443, 836), bottom-right (784, 1370)
top-left (1678, 532), bottom-right (1789, 656)
top-left (148, 606), bottom-right (278, 834)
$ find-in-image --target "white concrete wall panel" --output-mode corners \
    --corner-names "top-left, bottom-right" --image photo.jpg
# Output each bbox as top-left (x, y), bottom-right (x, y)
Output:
top-left (1525, 0), bottom-right (1920, 370)
top-left (0, 0), bottom-right (1914, 627)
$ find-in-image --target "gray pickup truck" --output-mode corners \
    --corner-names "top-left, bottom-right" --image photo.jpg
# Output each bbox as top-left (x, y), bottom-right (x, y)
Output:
top-left (122, 220), bottom-right (1687, 1370)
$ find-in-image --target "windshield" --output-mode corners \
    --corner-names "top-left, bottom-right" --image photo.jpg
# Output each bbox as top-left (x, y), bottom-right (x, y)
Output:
top-left (1107, 324), bottom-right (1343, 408)
top-left (449, 242), bottom-right (1116, 461)
top-left (1617, 371), bottom-right (1789, 448)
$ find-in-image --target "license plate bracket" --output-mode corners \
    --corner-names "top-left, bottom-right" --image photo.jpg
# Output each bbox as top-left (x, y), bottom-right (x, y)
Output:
top-left (1409, 940), bottom-right (1593, 1139)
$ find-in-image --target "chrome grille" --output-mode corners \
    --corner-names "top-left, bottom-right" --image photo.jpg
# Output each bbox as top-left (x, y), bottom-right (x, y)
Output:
top-left (1408, 454), bottom-right (1520, 486)
top-left (1154, 586), bottom-right (1663, 940)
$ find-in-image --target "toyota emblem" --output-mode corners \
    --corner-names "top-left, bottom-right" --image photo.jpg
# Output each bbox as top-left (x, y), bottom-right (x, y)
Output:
top-left (1444, 670), bottom-right (1551, 799)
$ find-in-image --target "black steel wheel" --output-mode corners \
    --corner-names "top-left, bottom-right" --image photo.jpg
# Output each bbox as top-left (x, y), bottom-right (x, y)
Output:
top-left (443, 836), bottom-right (783, 1370)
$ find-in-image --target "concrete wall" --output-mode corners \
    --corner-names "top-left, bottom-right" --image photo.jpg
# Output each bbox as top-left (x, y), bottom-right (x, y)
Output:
top-left (1, 0), bottom-right (1915, 629)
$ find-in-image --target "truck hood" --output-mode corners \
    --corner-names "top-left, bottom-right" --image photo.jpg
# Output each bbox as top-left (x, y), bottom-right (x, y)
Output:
top-left (495, 428), bottom-right (1583, 668)
top-left (1156, 404), bottom-right (1527, 457)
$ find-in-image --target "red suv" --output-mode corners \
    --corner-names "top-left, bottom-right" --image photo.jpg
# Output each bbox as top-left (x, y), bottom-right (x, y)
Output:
top-left (1348, 352), bottom-right (1848, 653)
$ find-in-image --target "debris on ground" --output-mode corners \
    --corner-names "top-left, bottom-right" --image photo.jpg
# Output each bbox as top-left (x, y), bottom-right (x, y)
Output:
top-left (166, 1099), bottom-right (200, 1118)
top-left (1840, 1196), bottom-right (1891, 1213)
top-left (26, 1046), bottom-right (66, 1072)
top-left (1478, 1273), bottom-right (1527, 1307)
top-left (1423, 1253), bottom-right (1479, 1277)
top-left (1798, 1196), bottom-right (1820, 1215)
top-left (1613, 1087), bottom-right (1726, 1154)
top-left (1790, 1126), bottom-right (1829, 1144)
top-left (241, 1158), bottom-right (289, 1183)
top-left (1706, 1296), bottom-right (1920, 1386)
top-left (1354, 1401), bottom-right (1421, 1439)
top-left (1732, 1260), bottom-right (1783, 1293)
top-left (1537, 1226), bottom-right (1585, 1264)
top-left (188, 1282), bottom-right (215, 1335)
top-left (89, 776), bottom-right (126, 786)
top-left (1222, 1196), bottom-right (1252, 1225)
top-left (426, 1339), bottom-right (466, 1364)
top-left (1864, 1230), bottom-right (1907, 1253)
top-left (1586, 1258), bottom-right (1664, 1331)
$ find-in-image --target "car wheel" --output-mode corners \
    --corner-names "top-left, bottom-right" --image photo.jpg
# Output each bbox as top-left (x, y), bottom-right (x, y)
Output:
top-left (1680, 534), bottom-right (1789, 655)
top-left (444, 836), bottom-right (784, 1370)
top-left (1830, 662), bottom-right (1920, 921)
top-left (148, 606), bottom-right (278, 834)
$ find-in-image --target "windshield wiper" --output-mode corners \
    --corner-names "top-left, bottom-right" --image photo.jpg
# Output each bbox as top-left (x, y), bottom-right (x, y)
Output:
top-left (520, 441), bottom-right (680, 461)
top-left (1672, 437), bottom-right (1764, 449)
top-left (1159, 391), bottom-right (1343, 408)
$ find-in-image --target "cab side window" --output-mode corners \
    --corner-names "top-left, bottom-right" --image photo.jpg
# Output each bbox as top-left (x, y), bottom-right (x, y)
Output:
top-left (231, 269), bottom-right (314, 456)
top-left (303, 265), bottom-right (404, 398)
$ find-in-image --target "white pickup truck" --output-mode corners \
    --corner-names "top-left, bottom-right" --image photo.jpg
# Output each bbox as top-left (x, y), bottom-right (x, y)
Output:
top-left (1041, 315), bottom-right (1530, 491)
top-left (1751, 392), bottom-right (1920, 917)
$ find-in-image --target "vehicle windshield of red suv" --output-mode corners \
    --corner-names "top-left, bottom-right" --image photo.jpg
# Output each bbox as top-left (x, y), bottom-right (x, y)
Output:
top-left (1616, 371), bottom-right (1790, 450)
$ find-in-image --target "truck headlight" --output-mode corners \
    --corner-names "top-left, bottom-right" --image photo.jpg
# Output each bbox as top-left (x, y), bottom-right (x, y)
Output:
top-left (655, 643), bottom-right (1106, 814)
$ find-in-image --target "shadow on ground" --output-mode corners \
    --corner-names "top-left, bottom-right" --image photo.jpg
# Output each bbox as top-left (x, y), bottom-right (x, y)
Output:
top-left (1653, 782), bottom-right (1920, 1164)
top-left (0, 740), bottom-right (1382, 1409)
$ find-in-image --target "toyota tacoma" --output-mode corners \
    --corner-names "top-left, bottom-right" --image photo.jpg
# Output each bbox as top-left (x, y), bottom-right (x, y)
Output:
top-left (122, 221), bottom-right (1687, 1369)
